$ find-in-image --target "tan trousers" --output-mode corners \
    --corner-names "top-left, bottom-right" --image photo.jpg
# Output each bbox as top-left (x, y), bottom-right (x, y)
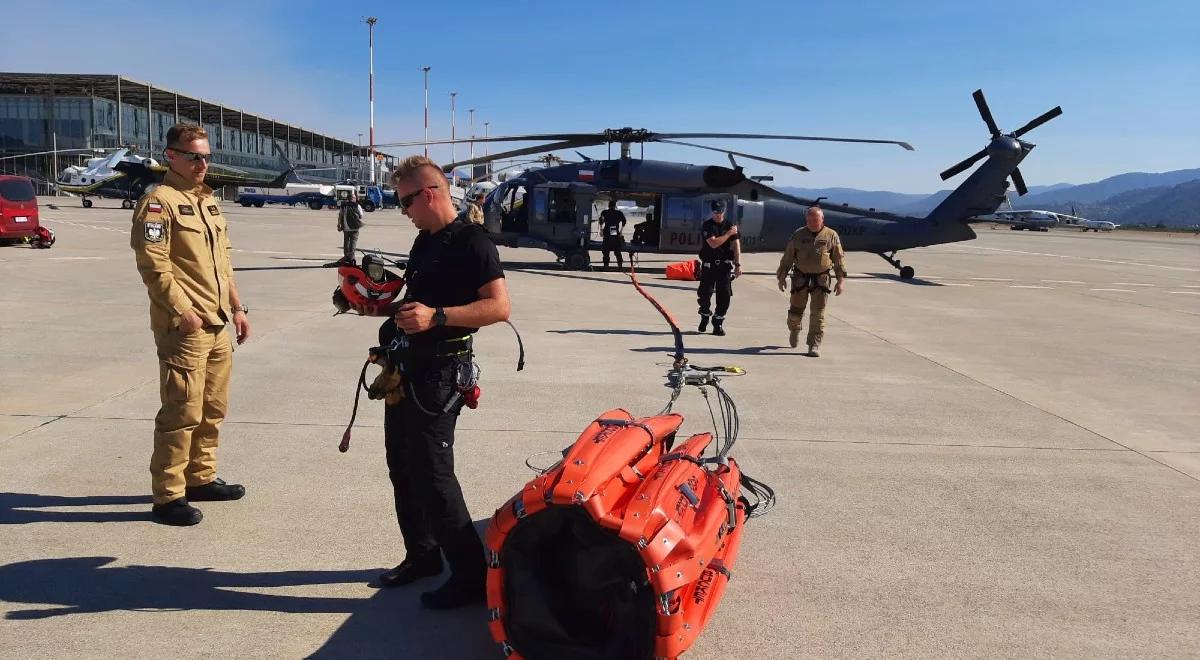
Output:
top-left (788, 282), bottom-right (830, 348)
top-left (151, 326), bottom-right (232, 504)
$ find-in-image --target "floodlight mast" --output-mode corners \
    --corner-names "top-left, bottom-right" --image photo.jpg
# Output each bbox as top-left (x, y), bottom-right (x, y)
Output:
top-left (365, 17), bottom-right (377, 184)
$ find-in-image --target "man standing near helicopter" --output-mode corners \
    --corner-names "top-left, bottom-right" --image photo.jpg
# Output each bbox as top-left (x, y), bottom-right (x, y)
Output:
top-left (697, 200), bottom-right (741, 336)
top-left (376, 155), bottom-right (511, 610)
top-left (776, 205), bottom-right (846, 356)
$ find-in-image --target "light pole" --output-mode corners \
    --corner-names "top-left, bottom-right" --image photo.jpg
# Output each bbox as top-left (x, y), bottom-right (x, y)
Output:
top-left (449, 91), bottom-right (457, 185)
top-left (421, 66), bottom-right (431, 157)
top-left (483, 121), bottom-right (490, 176)
top-left (468, 108), bottom-right (475, 164)
top-left (365, 17), bottom-right (377, 184)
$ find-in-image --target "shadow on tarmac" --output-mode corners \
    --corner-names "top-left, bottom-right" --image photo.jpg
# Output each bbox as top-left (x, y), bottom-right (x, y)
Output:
top-left (0, 520), bottom-right (499, 658)
top-left (0, 492), bottom-right (153, 524)
top-left (548, 328), bottom-right (676, 336)
top-left (631, 345), bottom-right (803, 356)
top-left (857, 272), bottom-right (943, 286)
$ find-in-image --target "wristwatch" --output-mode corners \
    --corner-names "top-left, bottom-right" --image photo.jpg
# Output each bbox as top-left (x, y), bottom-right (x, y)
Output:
top-left (233, 305), bottom-right (249, 315)
top-left (433, 307), bottom-right (447, 326)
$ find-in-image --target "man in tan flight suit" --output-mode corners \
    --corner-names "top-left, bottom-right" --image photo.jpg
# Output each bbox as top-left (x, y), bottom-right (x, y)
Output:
top-left (776, 206), bottom-right (846, 357)
top-left (131, 123), bottom-right (252, 526)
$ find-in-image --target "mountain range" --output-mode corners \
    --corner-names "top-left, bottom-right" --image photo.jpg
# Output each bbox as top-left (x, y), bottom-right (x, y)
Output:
top-left (779, 168), bottom-right (1200, 227)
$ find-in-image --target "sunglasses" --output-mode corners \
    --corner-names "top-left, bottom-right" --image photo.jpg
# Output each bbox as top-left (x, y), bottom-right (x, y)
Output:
top-left (398, 185), bottom-right (438, 210)
top-left (168, 148), bottom-right (213, 163)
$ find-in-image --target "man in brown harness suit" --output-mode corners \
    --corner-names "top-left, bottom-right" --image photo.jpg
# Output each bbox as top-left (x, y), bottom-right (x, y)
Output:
top-left (776, 206), bottom-right (846, 357)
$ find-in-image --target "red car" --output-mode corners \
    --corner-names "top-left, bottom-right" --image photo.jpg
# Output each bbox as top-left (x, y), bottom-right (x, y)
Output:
top-left (0, 175), bottom-right (41, 243)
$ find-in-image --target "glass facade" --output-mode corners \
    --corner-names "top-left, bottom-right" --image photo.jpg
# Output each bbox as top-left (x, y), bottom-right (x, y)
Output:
top-left (2, 87), bottom-right (361, 188)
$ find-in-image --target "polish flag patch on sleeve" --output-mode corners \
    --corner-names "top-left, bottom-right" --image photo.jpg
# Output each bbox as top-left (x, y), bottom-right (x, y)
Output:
top-left (147, 202), bottom-right (163, 213)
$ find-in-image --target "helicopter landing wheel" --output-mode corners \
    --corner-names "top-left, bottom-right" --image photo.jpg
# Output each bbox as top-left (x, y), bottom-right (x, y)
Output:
top-left (82, 198), bottom-right (93, 208)
top-left (122, 199), bottom-right (134, 210)
top-left (899, 266), bottom-right (915, 280)
top-left (564, 249), bottom-right (591, 271)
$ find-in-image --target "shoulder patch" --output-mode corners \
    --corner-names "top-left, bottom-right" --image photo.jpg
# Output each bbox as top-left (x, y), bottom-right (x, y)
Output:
top-left (147, 202), bottom-right (163, 214)
top-left (144, 221), bottom-right (165, 243)
top-left (207, 205), bottom-right (220, 215)
top-left (178, 204), bottom-right (195, 216)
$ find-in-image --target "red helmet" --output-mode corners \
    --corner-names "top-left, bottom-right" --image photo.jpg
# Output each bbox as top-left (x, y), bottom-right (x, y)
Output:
top-left (332, 256), bottom-right (405, 316)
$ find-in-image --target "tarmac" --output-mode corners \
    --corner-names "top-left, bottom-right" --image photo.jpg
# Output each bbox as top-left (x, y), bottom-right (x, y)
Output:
top-left (2, 200), bottom-right (1198, 659)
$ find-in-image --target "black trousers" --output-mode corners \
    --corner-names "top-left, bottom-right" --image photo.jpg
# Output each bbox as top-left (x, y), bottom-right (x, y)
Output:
top-left (383, 354), bottom-right (485, 584)
top-left (601, 235), bottom-right (624, 268)
top-left (697, 261), bottom-right (734, 320)
top-left (342, 230), bottom-right (358, 261)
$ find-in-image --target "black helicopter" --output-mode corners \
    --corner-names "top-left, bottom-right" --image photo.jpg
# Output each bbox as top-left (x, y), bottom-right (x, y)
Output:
top-left (376, 89), bottom-right (1061, 279)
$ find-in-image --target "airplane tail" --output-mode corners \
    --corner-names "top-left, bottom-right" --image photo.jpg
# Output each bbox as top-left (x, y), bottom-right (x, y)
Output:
top-left (926, 90), bottom-right (1062, 231)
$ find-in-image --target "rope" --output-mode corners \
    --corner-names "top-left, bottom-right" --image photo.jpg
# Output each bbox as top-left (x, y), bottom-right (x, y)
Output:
top-left (338, 359), bottom-right (371, 452)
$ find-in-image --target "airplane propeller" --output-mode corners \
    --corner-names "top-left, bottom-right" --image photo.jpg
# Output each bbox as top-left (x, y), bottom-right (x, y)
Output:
top-left (939, 89), bottom-right (1063, 195)
top-left (373, 128), bottom-right (914, 174)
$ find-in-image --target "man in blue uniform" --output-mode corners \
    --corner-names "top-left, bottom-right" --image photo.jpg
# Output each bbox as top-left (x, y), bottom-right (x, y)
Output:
top-left (376, 156), bottom-right (511, 610)
top-left (696, 200), bottom-right (742, 336)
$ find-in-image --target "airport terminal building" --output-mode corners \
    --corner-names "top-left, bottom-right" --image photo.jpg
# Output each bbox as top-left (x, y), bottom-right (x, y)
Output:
top-left (0, 72), bottom-right (389, 193)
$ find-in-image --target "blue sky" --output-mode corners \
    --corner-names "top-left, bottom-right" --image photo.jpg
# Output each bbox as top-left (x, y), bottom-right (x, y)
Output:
top-left (3, 0), bottom-right (1196, 192)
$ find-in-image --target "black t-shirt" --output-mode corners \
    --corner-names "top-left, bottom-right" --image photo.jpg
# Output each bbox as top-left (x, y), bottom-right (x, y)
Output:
top-left (402, 218), bottom-right (504, 341)
top-left (699, 218), bottom-right (737, 261)
top-left (599, 209), bottom-right (626, 237)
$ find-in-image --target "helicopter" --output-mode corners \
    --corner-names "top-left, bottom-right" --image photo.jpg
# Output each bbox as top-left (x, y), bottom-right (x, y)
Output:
top-left (57, 145), bottom-right (298, 209)
top-left (375, 89), bottom-right (1061, 279)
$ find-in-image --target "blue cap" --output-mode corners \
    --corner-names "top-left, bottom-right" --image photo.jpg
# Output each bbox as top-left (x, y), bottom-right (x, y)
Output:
top-left (711, 200), bottom-right (726, 212)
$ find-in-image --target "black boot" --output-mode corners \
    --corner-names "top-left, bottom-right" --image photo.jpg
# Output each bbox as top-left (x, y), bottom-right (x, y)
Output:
top-left (379, 554), bottom-right (444, 588)
top-left (151, 498), bottom-right (203, 526)
top-left (420, 575), bottom-right (485, 609)
top-left (186, 478), bottom-right (245, 502)
top-left (712, 319), bottom-right (726, 336)
top-left (698, 316), bottom-right (709, 333)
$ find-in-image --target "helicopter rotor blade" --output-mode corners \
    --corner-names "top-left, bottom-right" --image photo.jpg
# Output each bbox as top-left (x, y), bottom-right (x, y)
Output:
top-left (939, 147), bottom-right (988, 181)
top-left (657, 139), bottom-right (810, 172)
top-left (653, 133), bottom-right (913, 151)
top-left (372, 133), bottom-right (602, 150)
top-left (973, 89), bottom-right (1001, 138)
top-left (1010, 106), bottom-right (1063, 139)
top-left (1009, 167), bottom-right (1029, 196)
top-left (443, 139), bottom-right (600, 172)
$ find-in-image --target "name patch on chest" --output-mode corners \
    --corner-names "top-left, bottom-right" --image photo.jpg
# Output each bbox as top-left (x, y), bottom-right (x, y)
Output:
top-left (207, 205), bottom-right (220, 215)
top-left (178, 204), bottom-right (195, 216)
top-left (144, 221), bottom-right (165, 243)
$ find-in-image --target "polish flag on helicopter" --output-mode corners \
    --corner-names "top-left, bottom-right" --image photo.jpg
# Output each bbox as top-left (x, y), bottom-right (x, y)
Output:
top-left (577, 170), bottom-right (595, 181)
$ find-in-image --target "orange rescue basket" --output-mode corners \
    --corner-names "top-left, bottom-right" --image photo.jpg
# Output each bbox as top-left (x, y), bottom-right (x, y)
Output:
top-left (485, 407), bottom-right (747, 660)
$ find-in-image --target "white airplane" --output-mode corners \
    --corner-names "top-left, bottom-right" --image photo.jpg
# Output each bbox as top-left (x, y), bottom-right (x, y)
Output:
top-left (1053, 212), bottom-right (1118, 232)
top-left (974, 208), bottom-right (1059, 231)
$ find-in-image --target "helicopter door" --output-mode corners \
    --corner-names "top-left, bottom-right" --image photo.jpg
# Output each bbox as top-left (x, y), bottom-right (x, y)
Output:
top-left (528, 183), bottom-right (579, 248)
top-left (660, 193), bottom-right (735, 252)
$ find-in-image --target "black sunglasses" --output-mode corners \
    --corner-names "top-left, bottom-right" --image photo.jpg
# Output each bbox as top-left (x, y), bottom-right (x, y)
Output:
top-left (167, 148), bottom-right (213, 163)
top-left (398, 185), bottom-right (438, 210)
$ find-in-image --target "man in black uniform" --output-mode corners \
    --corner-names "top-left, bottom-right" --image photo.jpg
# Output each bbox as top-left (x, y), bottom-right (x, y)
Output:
top-left (598, 200), bottom-right (627, 270)
top-left (377, 155), bottom-right (511, 610)
top-left (697, 200), bottom-right (742, 336)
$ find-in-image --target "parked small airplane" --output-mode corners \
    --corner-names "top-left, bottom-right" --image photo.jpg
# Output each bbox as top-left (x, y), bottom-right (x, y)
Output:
top-left (1054, 212), bottom-right (1118, 232)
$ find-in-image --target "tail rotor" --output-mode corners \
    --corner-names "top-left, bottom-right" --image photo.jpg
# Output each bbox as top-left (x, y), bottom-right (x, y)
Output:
top-left (939, 89), bottom-right (1062, 196)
